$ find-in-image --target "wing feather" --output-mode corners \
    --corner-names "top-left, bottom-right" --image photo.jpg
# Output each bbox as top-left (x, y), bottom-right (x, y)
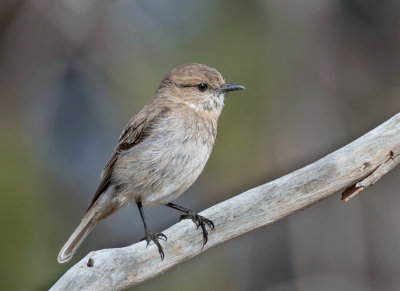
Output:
top-left (87, 102), bottom-right (169, 208)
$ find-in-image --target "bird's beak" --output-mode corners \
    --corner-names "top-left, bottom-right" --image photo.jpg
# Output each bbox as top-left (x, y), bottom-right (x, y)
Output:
top-left (219, 83), bottom-right (245, 93)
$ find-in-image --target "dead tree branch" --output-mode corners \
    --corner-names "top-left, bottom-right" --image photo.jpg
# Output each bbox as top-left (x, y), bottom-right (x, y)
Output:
top-left (51, 113), bottom-right (400, 291)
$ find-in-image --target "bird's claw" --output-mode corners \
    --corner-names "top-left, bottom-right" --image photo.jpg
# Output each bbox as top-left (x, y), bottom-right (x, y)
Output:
top-left (140, 231), bottom-right (167, 260)
top-left (179, 212), bottom-right (215, 247)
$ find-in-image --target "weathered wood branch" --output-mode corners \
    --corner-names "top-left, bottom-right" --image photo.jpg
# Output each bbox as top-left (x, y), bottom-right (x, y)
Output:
top-left (51, 113), bottom-right (400, 291)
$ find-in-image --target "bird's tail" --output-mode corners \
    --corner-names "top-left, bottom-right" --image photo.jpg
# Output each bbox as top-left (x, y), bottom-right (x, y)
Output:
top-left (57, 205), bottom-right (98, 264)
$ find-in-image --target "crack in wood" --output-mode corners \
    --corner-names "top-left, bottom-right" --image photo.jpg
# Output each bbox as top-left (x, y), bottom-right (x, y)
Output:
top-left (342, 147), bottom-right (400, 202)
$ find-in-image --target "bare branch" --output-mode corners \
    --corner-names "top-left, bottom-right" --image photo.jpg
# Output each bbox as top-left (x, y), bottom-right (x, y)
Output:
top-left (51, 113), bottom-right (400, 291)
top-left (342, 145), bottom-right (400, 201)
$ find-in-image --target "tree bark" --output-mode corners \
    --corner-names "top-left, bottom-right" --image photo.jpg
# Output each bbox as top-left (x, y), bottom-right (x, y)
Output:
top-left (51, 113), bottom-right (400, 291)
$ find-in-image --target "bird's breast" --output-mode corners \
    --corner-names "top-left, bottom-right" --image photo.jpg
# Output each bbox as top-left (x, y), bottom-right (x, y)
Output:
top-left (113, 114), bottom-right (217, 206)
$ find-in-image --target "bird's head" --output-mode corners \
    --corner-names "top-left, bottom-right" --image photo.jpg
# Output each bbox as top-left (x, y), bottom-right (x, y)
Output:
top-left (159, 63), bottom-right (245, 116)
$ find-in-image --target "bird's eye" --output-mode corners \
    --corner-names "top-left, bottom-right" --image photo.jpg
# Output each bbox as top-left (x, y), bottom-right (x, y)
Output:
top-left (197, 83), bottom-right (208, 92)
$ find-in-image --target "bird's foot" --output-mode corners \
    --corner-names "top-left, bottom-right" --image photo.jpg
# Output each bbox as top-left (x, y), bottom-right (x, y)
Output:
top-left (179, 211), bottom-right (215, 246)
top-left (140, 231), bottom-right (167, 260)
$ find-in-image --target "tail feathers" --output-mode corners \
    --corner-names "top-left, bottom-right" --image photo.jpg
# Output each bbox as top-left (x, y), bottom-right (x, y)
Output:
top-left (57, 206), bottom-right (97, 264)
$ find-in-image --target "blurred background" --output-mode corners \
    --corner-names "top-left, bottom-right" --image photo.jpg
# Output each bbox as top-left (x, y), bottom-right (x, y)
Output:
top-left (1, 0), bottom-right (400, 290)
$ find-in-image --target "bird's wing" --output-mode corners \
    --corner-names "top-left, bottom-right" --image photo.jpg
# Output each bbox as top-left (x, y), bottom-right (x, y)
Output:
top-left (87, 102), bottom-right (169, 208)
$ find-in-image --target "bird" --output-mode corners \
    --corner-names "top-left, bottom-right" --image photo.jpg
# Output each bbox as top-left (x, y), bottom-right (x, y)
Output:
top-left (57, 63), bottom-right (245, 263)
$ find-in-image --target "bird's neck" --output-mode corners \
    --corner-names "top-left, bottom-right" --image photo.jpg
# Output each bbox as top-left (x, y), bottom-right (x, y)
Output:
top-left (171, 95), bottom-right (225, 118)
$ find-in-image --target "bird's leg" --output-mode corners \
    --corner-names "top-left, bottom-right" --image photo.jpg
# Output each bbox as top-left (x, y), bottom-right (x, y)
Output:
top-left (137, 201), bottom-right (167, 260)
top-left (166, 202), bottom-right (214, 246)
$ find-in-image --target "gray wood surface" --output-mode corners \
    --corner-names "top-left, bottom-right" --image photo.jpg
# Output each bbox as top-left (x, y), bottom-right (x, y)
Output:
top-left (51, 113), bottom-right (400, 291)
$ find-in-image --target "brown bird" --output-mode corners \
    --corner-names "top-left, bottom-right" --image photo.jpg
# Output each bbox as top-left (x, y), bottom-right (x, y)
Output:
top-left (57, 63), bottom-right (245, 263)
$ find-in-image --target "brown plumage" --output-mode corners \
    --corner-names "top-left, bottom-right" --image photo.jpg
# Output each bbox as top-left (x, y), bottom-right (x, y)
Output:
top-left (57, 63), bottom-right (245, 263)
